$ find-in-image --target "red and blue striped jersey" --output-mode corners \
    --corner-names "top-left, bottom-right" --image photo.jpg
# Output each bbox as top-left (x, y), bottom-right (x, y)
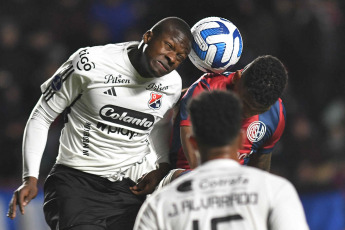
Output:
top-left (170, 72), bottom-right (286, 168)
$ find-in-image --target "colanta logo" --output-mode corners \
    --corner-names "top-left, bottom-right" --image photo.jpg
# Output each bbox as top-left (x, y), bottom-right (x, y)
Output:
top-left (99, 105), bottom-right (155, 131)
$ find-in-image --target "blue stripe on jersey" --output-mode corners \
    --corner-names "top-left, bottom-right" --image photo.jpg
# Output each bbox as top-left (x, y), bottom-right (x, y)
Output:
top-left (199, 78), bottom-right (211, 88)
top-left (180, 81), bottom-right (205, 121)
top-left (251, 100), bottom-right (281, 154)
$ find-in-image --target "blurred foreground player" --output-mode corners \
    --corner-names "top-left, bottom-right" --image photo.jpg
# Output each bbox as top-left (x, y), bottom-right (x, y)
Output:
top-left (7, 17), bottom-right (192, 230)
top-left (172, 55), bottom-right (288, 172)
top-left (134, 90), bottom-right (309, 230)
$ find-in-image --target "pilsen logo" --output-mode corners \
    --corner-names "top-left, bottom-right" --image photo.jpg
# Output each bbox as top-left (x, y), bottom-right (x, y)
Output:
top-left (99, 105), bottom-right (155, 131)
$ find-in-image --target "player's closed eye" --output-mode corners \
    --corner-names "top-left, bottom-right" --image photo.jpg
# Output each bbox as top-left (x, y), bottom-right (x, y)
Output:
top-left (165, 42), bottom-right (173, 50)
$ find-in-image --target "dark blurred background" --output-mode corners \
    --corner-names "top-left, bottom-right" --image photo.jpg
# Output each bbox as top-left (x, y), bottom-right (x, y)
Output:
top-left (0, 0), bottom-right (344, 229)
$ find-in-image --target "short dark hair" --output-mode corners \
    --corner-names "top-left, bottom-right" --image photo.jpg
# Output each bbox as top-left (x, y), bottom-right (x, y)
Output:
top-left (188, 90), bottom-right (242, 147)
top-left (151, 17), bottom-right (193, 42)
top-left (243, 55), bottom-right (288, 107)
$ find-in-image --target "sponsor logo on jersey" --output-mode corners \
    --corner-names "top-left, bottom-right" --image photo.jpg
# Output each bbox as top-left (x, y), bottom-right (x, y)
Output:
top-left (103, 87), bottom-right (117, 96)
top-left (76, 49), bottom-right (95, 71)
top-left (97, 122), bottom-right (139, 139)
top-left (99, 105), bottom-right (155, 130)
top-left (199, 176), bottom-right (249, 190)
top-left (82, 122), bottom-right (91, 156)
top-left (44, 63), bottom-right (74, 102)
top-left (104, 74), bottom-right (130, 84)
top-left (148, 92), bottom-right (163, 110)
top-left (51, 74), bottom-right (62, 91)
top-left (146, 83), bottom-right (169, 92)
top-left (246, 121), bottom-right (266, 142)
top-left (177, 180), bottom-right (192, 192)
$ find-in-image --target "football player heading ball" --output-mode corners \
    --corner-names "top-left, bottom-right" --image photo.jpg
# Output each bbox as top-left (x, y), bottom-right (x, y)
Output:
top-left (167, 16), bottom-right (288, 173)
top-left (135, 90), bottom-right (309, 230)
top-left (7, 17), bottom-right (193, 230)
top-left (173, 54), bottom-right (288, 172)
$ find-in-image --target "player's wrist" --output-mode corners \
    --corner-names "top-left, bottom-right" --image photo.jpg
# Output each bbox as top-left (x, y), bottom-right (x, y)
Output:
top-left (23, 176), bottom-right (38, 185)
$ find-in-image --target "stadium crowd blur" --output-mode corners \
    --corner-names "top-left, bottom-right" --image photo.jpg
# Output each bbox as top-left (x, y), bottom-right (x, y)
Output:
top-left (0, 0), bottom-right (344, 228)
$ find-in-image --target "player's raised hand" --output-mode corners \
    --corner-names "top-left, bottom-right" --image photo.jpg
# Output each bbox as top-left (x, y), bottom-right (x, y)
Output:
top-left (7, 177), bottom-right (38, 219)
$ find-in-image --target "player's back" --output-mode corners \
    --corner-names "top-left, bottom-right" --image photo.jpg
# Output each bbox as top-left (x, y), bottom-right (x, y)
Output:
top-left (141, 159), bottom-right (309, 230)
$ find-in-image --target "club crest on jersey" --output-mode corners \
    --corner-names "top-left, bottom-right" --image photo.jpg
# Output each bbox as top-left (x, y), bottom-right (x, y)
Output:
top-left (247, 121), bottom-right (266, 142)
top-left (148, 92), bottom-right (163, 110)
top-left (51, 74), bottom-right (62, 91)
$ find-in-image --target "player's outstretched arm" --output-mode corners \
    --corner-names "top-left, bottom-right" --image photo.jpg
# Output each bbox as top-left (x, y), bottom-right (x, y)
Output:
top-left (7, 97), bottom-right (58, 219)
top-left (180, 126), bottom-right (198, 169)
top-left (7, 176), bottom-right (38, 219)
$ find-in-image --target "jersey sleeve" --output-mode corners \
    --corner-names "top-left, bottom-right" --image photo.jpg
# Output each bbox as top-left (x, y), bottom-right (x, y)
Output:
top-left (179, 76), bottom-right (210, 127)
top-left (40, 49), bottom-right (92, 113)
top-left (244, 99), bottom-right (286, 156)
top-left (268, 176), bottom-right (309, 230)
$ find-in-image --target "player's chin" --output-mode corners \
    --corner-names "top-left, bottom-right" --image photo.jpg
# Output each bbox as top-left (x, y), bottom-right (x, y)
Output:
top-left (150, 62), bottom-right (171, 77)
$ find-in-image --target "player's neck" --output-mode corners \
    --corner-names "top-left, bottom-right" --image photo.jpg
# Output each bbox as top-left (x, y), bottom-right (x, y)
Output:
top-left (200, 146), bottom-right (239, 164)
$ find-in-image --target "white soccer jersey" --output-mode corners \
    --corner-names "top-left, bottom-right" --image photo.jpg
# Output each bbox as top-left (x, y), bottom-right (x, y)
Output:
top-left (134, 159), bottom-right (309, 230)
top-left (27, 42), bottom-right (181, 179)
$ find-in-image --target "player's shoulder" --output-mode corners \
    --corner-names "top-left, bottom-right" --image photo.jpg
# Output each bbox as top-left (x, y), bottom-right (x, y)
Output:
top-left (245, 98), bottom-right (285, 128)
top-left (69, 42), bottom-right (133, 76)
top-left (160, 69), bottom-right (182, 88)
top-left (260, 98), bottom-right (285, 124)
top-left (155, 170), bottom-right (196, 198)
top-left (200, 71), bottom-right (235, 82)
top-left (242, 165), bottom-right (293, 189)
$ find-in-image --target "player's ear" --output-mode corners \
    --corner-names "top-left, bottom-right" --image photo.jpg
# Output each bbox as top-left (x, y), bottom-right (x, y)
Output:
top-left (143, 30), bottom-right (153, 44)
top-left (232, 70), bottom-right (242, 86)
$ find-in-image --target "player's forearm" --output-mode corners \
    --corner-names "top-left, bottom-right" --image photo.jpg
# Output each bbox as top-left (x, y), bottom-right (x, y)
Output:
top-left (156, 162), bottom-right (171, 180)
top-left (22, 98), bottom-right (59, 179)
top-left (180, 126), bottom-right (198, 169)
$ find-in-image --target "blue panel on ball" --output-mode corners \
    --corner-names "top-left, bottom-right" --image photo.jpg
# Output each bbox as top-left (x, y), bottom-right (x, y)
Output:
top-left (193, 20), bottom-right (230, 67)
top-left (233, 28), bottom-right (243, 58)
top-left (192, 41), bottom-right (207, 60)
top-left (211, 43), bottom-right (228, 68)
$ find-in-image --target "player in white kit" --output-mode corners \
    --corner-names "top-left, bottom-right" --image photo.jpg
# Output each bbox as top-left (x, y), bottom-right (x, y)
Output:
top-left (134, 90), bottom-right (309, 230)
top-left (7, 17), bottom-right (193, 230)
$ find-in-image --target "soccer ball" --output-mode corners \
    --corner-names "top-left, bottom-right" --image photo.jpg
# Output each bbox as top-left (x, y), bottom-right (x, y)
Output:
top-left (189, 17), bottom-right (243, 74)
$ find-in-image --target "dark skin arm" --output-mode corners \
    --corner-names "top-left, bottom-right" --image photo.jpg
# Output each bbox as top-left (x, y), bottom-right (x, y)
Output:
top-left (7, 176), bottom-right (38, 219)
top-left (247, 152), bottom-right (272, 171)
top-left (180, 126), bottom-right (199, 169)
top-left (130, 163), bottom-right (171, 196)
